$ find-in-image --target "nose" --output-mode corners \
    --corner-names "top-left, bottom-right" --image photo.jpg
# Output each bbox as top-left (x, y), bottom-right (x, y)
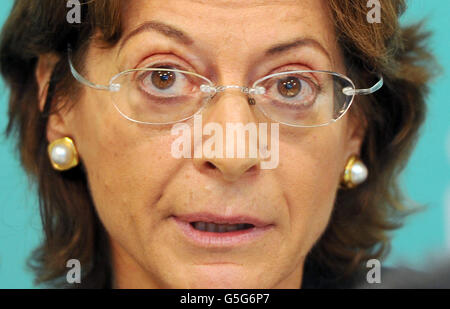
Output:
top-left (192, 89), bottom-right (261, 182)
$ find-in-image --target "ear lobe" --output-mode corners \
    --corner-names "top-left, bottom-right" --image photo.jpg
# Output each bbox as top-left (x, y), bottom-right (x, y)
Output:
top-left (46, 109), bottom-right (73, 144)
top-left (35, 53), bottom-right (60, 112)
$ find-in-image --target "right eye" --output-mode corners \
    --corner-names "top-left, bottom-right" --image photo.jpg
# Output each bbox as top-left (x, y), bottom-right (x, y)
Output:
top-left (138, 68), bottom-right (191, 98)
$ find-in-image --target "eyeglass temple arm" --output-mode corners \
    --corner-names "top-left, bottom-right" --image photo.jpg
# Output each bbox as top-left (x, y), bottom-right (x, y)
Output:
top-left (343, 75), bottom-right (384, 96)
top-left (67, 46), bottom-right (113, 91)
top-left (69, 44), bottom-right (384, 97)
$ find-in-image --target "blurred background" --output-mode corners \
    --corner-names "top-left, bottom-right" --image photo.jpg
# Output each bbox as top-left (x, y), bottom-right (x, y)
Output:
top-left (0, 0), bottom-right (449, 288)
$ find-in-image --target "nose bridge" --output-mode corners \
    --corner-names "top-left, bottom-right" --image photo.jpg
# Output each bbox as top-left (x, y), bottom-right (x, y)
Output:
top-left (204, 85), bottom-right (255, 124)
top-left (193, 84), bottom-right (263, 182)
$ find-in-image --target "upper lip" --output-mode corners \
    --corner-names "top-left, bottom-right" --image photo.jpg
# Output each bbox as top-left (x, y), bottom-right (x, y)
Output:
top-left (173, 212), bottom-right (271, 228)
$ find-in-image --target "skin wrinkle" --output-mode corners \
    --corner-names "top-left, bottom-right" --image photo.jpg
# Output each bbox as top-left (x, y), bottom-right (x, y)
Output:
top-left (190, 0), bottom-right (289, 7)
top-left (52, 0), bottom-right (365, 288)
top-left (0, 0), bottom-right (431, 289)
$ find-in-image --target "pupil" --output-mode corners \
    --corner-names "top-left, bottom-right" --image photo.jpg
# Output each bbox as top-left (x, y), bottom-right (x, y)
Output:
top-left (278, 76), bottom-right (301, 97)
top-left (152, 71), bottom-right (175, 89)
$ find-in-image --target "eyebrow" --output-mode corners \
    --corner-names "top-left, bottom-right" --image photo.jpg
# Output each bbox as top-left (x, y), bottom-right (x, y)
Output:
top-left (265, 37), bottom-right (331, 60)
top-left (118, 21), bottom-right (194, 53)
top-left (119, 20), bottom-right (331, 61)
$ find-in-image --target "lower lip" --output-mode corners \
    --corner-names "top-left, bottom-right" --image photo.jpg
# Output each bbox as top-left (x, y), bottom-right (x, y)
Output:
top-left (172, 217), bottom-right (273, 247)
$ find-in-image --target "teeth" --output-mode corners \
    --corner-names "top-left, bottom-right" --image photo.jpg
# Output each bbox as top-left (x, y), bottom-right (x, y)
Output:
top-left (206, 223), bottom-right (216, 232)
top-left (192, 222), bottom-right (253, 233)
top-left (225, 225), bottom-right (238, 232)
top-left (196, 222), bottom-right (206, 231)
top-left (218, 225), bottom-right (227, 233)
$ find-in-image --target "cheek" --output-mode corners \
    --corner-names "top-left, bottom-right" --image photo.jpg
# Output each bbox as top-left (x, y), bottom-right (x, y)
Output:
top-left (72, 92), bottom-right (182, 249)
top-left (276, 128), bottom-right (346, 251)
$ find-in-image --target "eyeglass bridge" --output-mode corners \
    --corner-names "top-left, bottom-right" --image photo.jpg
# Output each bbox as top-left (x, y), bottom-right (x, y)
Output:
top-left (199, 85), bottom-right (265, 106)
top-left (200, 84), bottom-right (266, 95)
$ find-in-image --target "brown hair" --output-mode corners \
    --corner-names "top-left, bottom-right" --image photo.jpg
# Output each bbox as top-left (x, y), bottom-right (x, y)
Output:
top-left (0, 0), bottom-right (436, 288)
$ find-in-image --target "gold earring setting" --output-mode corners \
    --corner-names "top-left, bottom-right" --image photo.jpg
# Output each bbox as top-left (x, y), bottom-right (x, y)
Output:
top-left (340, 155), bottom-right (368, 189)
top-left (48, 137), bottom-right (79, 171)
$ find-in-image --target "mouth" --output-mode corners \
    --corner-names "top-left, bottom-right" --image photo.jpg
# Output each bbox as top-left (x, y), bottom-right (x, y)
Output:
top-left (172, 213), bottom-right (273, 247)
top-left (190, 222), bottom-right (255, 233)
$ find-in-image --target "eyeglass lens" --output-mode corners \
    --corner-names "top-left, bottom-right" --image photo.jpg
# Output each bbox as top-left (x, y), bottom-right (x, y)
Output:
top-left (109, 69), bottom-right (355, 126)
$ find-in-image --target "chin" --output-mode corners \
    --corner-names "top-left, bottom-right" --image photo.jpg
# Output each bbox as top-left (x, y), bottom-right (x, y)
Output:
top-left (173, 263), bottom-right (269, 289)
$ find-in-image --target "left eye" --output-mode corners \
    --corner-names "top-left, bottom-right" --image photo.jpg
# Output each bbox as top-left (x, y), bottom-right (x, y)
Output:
top-left (276, 76), bottom-right (315, 100)
top-left (256, 74), bottom-right (320, 110)
top-left (150, 70), bottom-right (177, 90)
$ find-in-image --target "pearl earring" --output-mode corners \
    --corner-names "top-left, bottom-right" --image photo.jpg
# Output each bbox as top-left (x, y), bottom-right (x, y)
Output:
top-left (340, 155), bottom-right (368, 189)
top-left (48, 137), bottom-right (79, 171)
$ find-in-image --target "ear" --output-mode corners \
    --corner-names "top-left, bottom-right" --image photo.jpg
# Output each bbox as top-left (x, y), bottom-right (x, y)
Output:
top-left (35, 53), bottom-right (73, 143)
top-left (344, 111), bottom-right (367, 159)
top-left (36, 53), bottom-right (60, 112)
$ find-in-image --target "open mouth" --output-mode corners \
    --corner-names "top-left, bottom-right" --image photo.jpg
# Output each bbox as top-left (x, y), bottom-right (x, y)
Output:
top-left (190, 222), bottom-right (255, 233)
top-left (173, 215), bottom-right (272, 247)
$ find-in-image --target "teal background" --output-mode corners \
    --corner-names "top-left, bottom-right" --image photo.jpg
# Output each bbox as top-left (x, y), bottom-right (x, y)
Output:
top-left (0, 0), bottom-right (449, 288)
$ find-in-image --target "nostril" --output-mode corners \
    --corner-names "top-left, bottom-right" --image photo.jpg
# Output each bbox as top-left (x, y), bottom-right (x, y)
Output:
top-left (205, 161), bottom-right (216, 170)
top-left (247, 164), bottom-right (258, 174)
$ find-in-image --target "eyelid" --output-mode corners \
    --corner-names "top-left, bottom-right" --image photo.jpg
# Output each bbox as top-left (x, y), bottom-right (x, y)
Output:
top-left (138, 58), bottom-right (322, 86)
top-left (137, 54), bottom-right (195, 72)
top-left (270, 66), bottom-right (322, 87)
top-left (259, 64), bottom-right (315, 82)
top-left (139, 61), bottom-right (186, 71)
top-left (270, 64), bottom-right (317, 76)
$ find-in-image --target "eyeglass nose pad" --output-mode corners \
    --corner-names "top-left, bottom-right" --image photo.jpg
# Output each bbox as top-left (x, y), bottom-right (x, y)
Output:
top-left (248, 97), bottom-right (256, 105)
top-left (200, 84), bottom-right (216, 94)
top-left (200, 84), bottom-right (264, 106)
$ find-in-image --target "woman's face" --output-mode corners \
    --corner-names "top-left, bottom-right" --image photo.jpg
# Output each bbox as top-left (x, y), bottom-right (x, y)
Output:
top-left (50, 0), bottom-right (364, 288)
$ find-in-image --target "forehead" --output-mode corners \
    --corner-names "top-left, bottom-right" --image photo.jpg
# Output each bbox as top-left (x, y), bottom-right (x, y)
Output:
top-left (123, 0), bottom-right (332, 26)
top-left (121, 0), bottom-right (338, 59)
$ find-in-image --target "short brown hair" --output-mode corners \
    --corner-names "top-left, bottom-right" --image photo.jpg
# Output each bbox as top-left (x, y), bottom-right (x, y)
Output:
top-left (0, 0), bottom-right (436, 287)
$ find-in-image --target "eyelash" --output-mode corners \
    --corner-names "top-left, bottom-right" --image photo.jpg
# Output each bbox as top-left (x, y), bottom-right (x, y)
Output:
top-left (138, 57), bottom-right (318, 84)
